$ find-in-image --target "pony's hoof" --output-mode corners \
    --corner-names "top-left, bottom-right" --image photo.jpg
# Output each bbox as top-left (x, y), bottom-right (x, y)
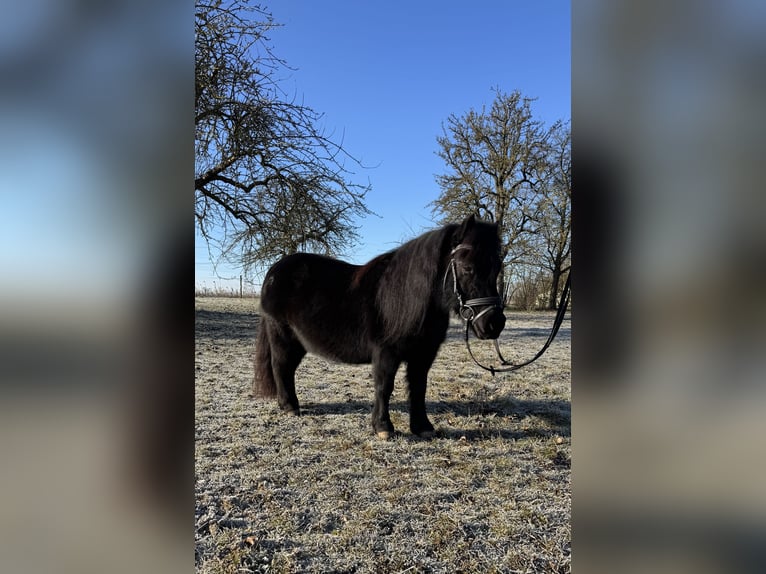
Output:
top-left (417, 430), bottom-right (435, 439)
top-left (376, 431), bottom-right (392, 440)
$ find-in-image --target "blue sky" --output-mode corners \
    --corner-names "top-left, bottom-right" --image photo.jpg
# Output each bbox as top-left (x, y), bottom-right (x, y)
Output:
top-left (195, 1), bottom-right (570, 290)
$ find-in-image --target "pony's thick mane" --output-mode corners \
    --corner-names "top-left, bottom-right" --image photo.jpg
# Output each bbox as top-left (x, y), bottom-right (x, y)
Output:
top-left (375, 224), bottom-right (457, 342)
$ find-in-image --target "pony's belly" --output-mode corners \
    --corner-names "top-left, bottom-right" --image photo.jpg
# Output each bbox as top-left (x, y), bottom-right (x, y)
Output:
top-left (293, 327), bottom-right (372, 364)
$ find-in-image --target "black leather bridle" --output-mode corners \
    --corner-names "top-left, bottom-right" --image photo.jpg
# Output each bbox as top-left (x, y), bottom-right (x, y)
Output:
top-left (444, 243), bottom-right (571, 376)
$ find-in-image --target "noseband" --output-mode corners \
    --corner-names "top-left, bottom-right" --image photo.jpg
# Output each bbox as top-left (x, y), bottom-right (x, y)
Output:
top-left (443, 244), bottom-right (503, 325)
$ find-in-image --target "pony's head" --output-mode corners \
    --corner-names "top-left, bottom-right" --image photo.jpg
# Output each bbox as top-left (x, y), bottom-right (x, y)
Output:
top-left (447, 215), bottom-right (506, 340)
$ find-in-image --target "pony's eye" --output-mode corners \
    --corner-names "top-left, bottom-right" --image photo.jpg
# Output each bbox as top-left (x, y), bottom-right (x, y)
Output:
top-left (463, 265), bottom-right (475, 276)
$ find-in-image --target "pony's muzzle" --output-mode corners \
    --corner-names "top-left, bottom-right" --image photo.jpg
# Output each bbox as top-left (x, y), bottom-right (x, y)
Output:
top-left (472, 306), bottom-right (506, 340)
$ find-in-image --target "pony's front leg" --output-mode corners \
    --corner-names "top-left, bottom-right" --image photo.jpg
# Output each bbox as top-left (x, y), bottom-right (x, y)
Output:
top-left (371, 348), bottom-right (400, 440)
top-left (407, 356), bottom-right (436, 438)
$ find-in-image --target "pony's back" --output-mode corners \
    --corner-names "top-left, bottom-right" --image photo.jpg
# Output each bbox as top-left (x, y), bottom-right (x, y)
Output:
top-left (260, 253), bottom-right (357, 320)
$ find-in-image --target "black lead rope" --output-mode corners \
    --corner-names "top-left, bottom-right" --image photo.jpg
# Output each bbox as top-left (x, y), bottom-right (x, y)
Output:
top-left (463, 274), bottom-right (571, 375)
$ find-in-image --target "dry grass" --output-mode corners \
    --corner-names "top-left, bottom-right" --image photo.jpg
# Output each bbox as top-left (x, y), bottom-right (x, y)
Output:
top-left (195, 296), bottom-right (570, 573)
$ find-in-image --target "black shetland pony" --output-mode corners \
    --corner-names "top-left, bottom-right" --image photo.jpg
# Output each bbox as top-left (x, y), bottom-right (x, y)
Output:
top-left (252, 215), bottom-right (506, 439)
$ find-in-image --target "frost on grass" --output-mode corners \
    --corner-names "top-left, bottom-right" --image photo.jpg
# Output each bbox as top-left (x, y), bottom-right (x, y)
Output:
top-left (195, 297), bottom-right (571, 573)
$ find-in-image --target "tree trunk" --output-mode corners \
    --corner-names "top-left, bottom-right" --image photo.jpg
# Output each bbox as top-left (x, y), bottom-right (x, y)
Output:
top-left (497, 273), bottom-right (505, 305)
top-left (548, 267), bottom-right (562, 310)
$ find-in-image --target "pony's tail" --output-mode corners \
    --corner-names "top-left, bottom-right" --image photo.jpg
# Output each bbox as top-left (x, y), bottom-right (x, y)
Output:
top-left (252, 318), bottom-right (276, 398)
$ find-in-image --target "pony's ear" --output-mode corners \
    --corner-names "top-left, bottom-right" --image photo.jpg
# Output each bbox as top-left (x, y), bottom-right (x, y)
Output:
top-left (453, 214), bottom-right (476, 246)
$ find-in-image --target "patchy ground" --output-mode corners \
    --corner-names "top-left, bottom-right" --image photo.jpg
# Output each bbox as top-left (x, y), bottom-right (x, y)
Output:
top-left (195, 296), bottom-right (571, 573)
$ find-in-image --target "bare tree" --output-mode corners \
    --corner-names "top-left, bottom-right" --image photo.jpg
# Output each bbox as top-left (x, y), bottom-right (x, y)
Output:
top-left (533, 122), bottom-right (571, 309)
top-left (431, 89), bottom-right (550, 297)
top-left (195, 1), bottom-right (371, 274)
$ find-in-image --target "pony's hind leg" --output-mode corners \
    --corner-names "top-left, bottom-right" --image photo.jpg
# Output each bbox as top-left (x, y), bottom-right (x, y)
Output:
top-left (268, 323), bottom-right (306, 415)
